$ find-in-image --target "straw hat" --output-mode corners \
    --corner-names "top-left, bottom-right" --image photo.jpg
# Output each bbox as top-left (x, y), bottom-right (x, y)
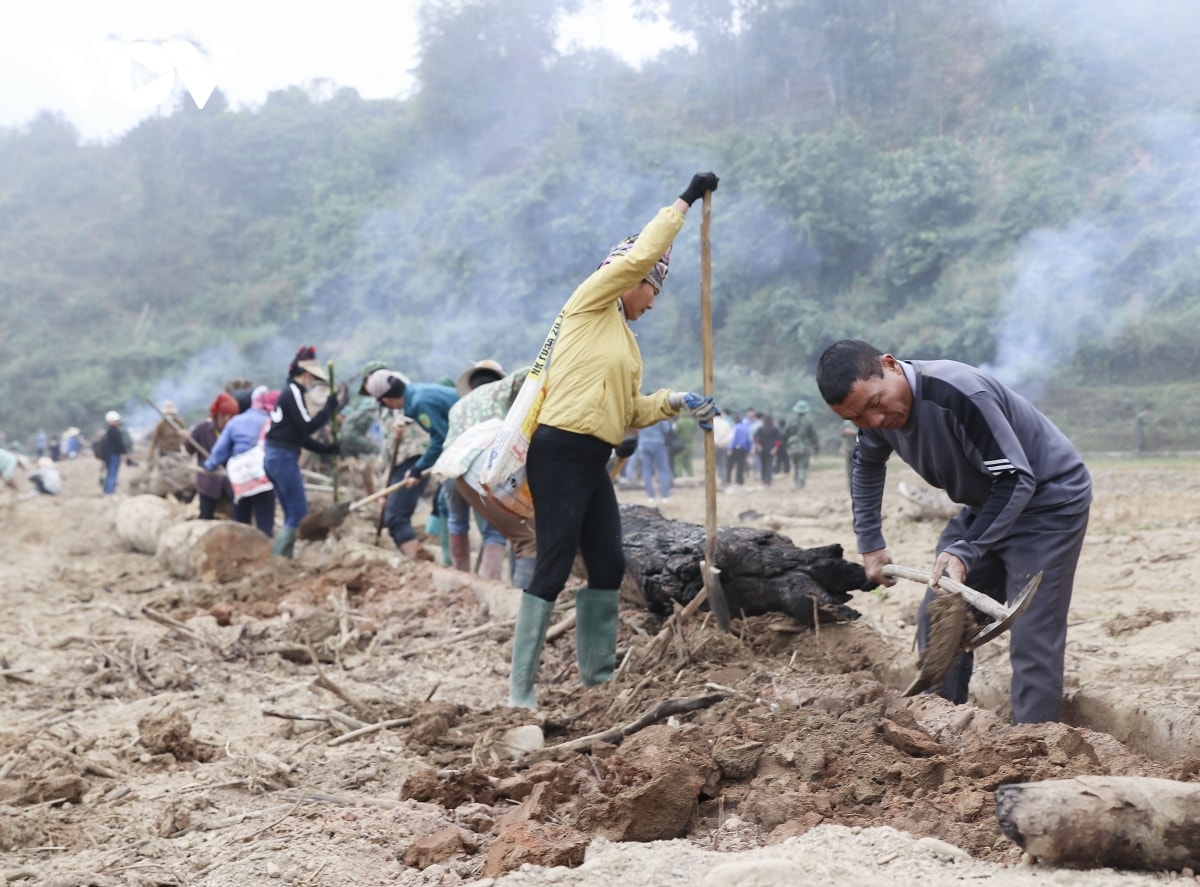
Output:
top-left (455, 359), bottom-right (506, 396)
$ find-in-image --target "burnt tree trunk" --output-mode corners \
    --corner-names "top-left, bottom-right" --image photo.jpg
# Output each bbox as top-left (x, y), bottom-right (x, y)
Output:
top-left (995, 776), bottom-right (1200, 870)
top-left (619, 504), bottom-right (873, 626)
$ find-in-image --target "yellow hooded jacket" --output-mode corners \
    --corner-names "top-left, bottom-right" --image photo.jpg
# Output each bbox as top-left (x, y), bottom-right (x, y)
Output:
top-left (536, 206), bottom-right (685, 446)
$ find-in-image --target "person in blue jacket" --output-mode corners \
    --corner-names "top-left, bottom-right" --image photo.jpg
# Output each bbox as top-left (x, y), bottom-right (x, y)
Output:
top-left (204, 386), bottom-right (278, 537)
top-left (364, 369), bottom-right (459, 561)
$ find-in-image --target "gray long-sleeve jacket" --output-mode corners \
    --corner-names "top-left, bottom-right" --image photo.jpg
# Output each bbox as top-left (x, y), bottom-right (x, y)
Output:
top-left (851, 360), bottom-right (1092, 570)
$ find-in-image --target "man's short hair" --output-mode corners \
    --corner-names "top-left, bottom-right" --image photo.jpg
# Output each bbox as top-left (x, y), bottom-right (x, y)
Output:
top-left (816, 340), bottom-right (885, 406)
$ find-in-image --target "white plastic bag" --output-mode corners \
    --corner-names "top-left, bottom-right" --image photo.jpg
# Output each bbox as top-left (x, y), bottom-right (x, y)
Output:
top-left (479, 310), bottom-right (564, 518)
top-left (226, 420), bottom-right (272, 503)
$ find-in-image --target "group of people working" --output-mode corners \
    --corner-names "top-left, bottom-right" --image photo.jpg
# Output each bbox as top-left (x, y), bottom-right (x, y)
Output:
top-left (89, 169), bottom-right (1091, 727)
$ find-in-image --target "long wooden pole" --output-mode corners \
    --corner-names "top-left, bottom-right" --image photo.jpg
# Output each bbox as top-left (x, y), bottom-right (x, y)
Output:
top-left (327, 361), bottom-right (340, 503)
top-left (144, 397), bottom-right (210, 460)
top-left (700, 190), bottom-right (731, 632)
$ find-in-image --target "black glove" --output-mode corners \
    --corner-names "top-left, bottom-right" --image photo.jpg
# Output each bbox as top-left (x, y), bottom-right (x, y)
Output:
top-left (680, 172), bottom-right (719, 206)
top-left (615, 436), bottom-right (638, 459)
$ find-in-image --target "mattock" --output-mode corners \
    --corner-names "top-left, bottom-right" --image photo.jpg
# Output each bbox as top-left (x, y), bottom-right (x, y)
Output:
top-left (881, 564), bottom-right (1042, 649)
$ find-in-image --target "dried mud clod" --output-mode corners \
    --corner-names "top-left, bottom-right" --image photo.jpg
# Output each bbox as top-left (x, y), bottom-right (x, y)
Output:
top-left (137, 708), bottom-right (218, 762)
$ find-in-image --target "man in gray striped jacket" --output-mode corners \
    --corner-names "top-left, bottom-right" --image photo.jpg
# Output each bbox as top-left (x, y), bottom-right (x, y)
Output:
top-left (816, 339), bottom-right (1092, 724)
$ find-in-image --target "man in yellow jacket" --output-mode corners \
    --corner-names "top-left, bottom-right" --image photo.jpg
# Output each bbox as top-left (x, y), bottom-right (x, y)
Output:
top-left (510, 171), bottom-right (721, 709)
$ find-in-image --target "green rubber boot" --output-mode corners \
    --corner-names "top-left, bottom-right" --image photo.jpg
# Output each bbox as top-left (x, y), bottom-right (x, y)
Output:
top-left (509, 592), bottom-right (555, 709)
top-left (271, 526), bottom-right (297, 559)
top-left (575, 588), bottom-right (619, 686)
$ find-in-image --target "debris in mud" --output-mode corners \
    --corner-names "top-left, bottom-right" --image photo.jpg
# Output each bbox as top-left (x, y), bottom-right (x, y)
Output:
top-left (4, 458), bottom-right (1200, 884)
top-left (903, 590), bottom-right (968, 697)
top-left (1103, 607), bottom-right (1180, 636)
top-left (573, 725), bottom-right (720, 842)
top-left (137, 708), bottom-right (217, 762)
top-left (619, 505), bottom-right (873, 625)
top-left (0, 769), bottom-right (88, 806)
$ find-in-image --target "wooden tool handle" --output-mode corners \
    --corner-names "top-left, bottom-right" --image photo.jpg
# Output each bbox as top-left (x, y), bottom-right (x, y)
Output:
top-left (348, 479), bottom-right (407, 512)
top-left (144, 397), bottom-right (210, 459)
top-left (880, 564), bottom-right (1007, 621)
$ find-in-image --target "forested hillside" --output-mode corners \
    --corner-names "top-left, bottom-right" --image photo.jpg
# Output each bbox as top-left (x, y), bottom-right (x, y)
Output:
top-left (3, 0), bottom-right (1199, 449)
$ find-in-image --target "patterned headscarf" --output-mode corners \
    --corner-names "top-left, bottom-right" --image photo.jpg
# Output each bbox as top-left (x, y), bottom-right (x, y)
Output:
top-left (600, 235), bottom-right (670, 293)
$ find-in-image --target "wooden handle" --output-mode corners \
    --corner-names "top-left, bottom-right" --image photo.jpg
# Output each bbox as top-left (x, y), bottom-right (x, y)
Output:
top-left (880, 563), bottom-right (1008, 621)
top-left (144, 396), bottom-right (210, 459)
top-left (700, 189), bottom-right (716, 543)
top-left (348, 479), bottom-right (406, 512)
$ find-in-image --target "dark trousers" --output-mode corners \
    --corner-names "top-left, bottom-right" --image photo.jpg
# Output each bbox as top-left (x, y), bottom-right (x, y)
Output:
top-left (198, 493), bottom-right (219, 520)
top-left (727, 448), bottom-right (748, 485)
top-left (916, 503), bottom-right (1090, 724)
top-left (235, 490), bottom-right (276, 537)
top-left (384, 455), bottom-right (429, 547)
top-left (527, 427), bottom-right (624, 603)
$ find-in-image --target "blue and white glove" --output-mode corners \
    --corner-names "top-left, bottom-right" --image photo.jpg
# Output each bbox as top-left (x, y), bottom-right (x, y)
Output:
top-left (669, 392), bottom-right (720, 431)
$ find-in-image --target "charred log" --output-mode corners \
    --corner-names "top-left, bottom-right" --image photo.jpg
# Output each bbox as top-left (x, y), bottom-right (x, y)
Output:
top-left (619, 504), bottom-right (873, 626)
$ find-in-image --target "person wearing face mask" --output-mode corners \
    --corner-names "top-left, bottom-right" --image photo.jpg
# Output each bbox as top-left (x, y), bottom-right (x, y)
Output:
top-left (508, 171), bottom-right (723, 710)
top-left (263, 346), bottom-right (343, 558)
top-left (816, 339), bottom-right (1092, 724)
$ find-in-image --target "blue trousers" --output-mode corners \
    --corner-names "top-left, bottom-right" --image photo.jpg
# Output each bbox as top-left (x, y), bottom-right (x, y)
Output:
top-left (263, 445), bottom-right (307, 529)
top-left (917, 503), bottom-right (1090, 724)
top-left (103, 453), bottom-right (121, 495)
top-left (443, 478), bottom-right (505, 545)
top-left (639, 441), bottom-right (672, 499)
top-left (384, 455), bottom-right (429, 547)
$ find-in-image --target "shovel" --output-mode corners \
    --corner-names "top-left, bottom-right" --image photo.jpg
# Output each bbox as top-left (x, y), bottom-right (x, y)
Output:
top-left (699, 189), bottom-right (732, 633)
top-left (297, 478), bottom-right (407, 541)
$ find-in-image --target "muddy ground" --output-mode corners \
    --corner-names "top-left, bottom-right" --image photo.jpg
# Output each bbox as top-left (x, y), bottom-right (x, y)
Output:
top-left (1, 454), bottom-right (1198, 886)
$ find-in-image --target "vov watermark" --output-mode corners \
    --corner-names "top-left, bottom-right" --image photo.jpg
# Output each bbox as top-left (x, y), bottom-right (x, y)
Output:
top-left (44, 41), bottom-right (237, 112)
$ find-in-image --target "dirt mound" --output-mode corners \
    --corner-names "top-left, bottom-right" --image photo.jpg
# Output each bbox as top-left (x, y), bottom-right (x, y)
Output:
top-left (0, 456), bottom-right (1197, 885)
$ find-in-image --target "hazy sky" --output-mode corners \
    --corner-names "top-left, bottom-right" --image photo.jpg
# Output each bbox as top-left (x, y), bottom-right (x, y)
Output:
top-left (1, 0), bottom-right (689, 142)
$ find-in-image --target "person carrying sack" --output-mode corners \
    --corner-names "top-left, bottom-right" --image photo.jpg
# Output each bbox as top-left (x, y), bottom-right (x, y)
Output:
top-left (205, 386), bottom-right (279, 537)
top-left (508, 171), bottom-right (723, 710)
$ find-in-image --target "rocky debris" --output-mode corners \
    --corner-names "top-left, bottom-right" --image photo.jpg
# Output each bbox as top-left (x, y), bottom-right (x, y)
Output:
top-left (114, 493), bottom-right (182, 554)
top-left (402, 825), bottom-right (478, 869)
top-left (137, 708), bottom-right (218, 763)
top-left (573, 725), bottom-right (720, 842)
top-left (0, 770), bottom-right (88, 806)
top-left (483, 822), bottom-right (590, 878)
top-left (156, 520), bottom-right (271, 582)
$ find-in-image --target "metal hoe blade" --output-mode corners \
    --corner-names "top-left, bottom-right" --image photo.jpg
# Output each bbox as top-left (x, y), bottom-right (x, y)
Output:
top-left (881, 564), bottom-right (1042, 649)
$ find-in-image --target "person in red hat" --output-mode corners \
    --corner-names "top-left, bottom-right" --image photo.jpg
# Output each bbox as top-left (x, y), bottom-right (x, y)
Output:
top-left (184, 392), bottom-right (238, 519)
top-left (204, 386), bottom-right (278, 537)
